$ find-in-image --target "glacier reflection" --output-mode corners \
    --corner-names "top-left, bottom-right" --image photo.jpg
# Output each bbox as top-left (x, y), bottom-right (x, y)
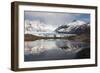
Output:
top-left (24, 39), bottom-right (90, 61)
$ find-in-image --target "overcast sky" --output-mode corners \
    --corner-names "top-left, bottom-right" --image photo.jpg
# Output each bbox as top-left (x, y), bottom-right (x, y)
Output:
top-left (24, 11), bottom-right (90, 26)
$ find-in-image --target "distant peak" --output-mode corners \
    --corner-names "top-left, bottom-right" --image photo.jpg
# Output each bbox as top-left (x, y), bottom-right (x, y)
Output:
top-left (67, 20), bottom-right (86, 26)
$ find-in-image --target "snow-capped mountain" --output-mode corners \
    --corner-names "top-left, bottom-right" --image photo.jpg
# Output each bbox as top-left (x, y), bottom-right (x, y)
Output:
top-left (55, 20), bottom-right (90, 34)
top-left (25, 20), bottom-right (55, 34)
top-left (25, 19), bottom-right (90, 36)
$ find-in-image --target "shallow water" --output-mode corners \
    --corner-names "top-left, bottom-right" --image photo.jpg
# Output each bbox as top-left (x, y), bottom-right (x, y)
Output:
top-left (24, 39), bottom-right (90, 62)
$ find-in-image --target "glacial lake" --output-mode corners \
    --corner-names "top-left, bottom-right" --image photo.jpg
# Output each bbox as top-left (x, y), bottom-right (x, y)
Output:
top-left (24, 39), bottom-right (90, 62)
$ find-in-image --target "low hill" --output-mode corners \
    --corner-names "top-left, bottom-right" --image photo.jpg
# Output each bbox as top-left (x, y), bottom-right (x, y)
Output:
top-left (24, 34), bottom-right (41, 41)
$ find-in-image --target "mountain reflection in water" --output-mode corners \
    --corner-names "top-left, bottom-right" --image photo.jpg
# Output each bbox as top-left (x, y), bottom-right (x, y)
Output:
top-left (24, 39), bottom-right (90, 61)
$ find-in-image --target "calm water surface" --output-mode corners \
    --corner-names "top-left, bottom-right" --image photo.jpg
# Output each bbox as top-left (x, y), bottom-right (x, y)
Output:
top-left (24, 39), bottom-right (90, 61)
